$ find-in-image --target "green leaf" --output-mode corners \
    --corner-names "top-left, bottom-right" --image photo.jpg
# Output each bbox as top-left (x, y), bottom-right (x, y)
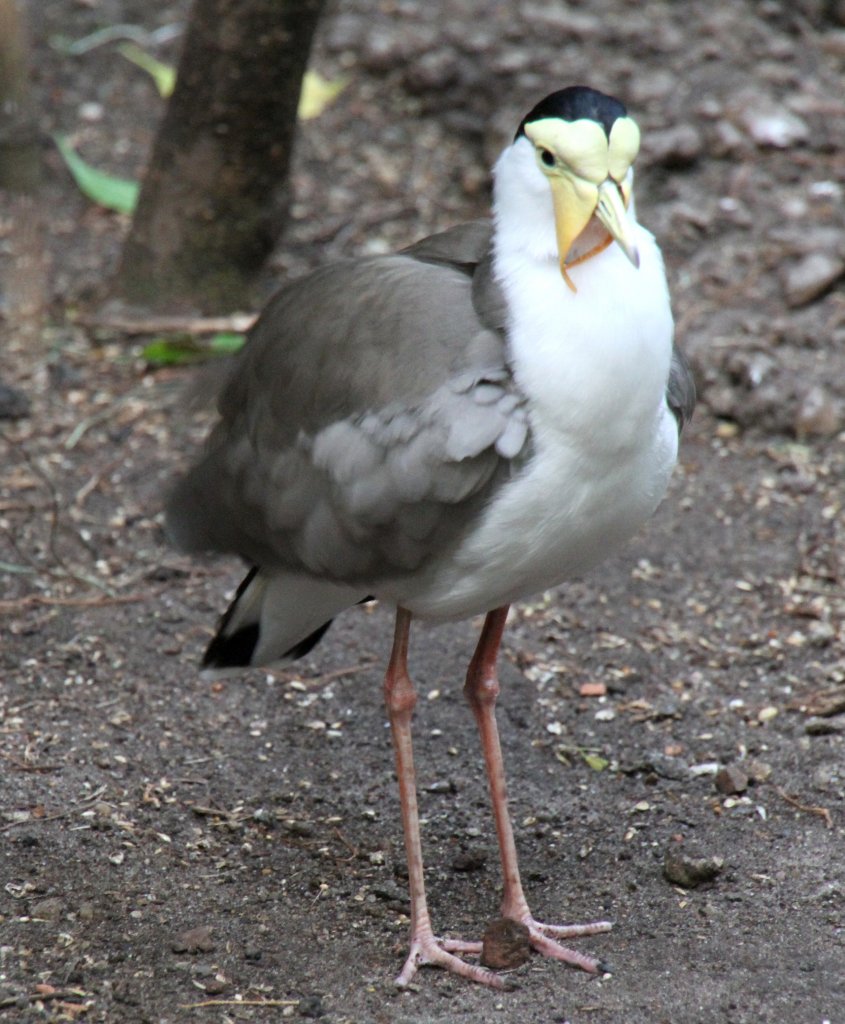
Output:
top-left (53, 135), bottom-right (139, 214)
top-left (580, 751), bottom-right (609, 772)
top-left (140, 338), bottom-right (204, 366)
top-left (298, 70), bottom-right (348, 120)
top-left (208, 332), bottom-right (246, 354)
top-left (117, 42), bottom-right (176, 97)
top-left (141, 333), bottom-right (245, 366)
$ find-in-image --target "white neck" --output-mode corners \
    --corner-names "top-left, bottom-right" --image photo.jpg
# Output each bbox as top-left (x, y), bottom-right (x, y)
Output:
top-left (492, 137), bottom-right (560, 263)
top-left (489, 136), bottom-right (673, 451)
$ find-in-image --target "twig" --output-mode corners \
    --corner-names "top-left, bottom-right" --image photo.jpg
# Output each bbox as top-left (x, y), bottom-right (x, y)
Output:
top-left (332, 826), bottom-right (359, 861)
top-left (287, 662), bottom-right (374, 690)
top-left (0, 988), bottom-right (91, 1009)
top-left (0, 592), bottom-right (143, 613)
top-left (777, 788), bottom-right (833, 829)
top-left (79, 312), bottom-right (257, 336)
top-left (0, 785), bottom-right (107, 832)
top-left (0, 753), bottom-right (63, 773)
top-left (178, 998), bottom-right (298, 1009)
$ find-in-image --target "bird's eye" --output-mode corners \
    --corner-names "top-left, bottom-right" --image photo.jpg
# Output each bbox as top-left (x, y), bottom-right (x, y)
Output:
top-left (539, 149), bottom-right (555, 167)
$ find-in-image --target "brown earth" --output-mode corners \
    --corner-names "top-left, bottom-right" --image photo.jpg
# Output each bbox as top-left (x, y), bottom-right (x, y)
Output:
top-left (1, 2), bottom-right (844, 1022)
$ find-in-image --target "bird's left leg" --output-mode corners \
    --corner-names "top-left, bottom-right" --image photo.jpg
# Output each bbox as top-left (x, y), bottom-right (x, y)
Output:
top-left (386, 608), bottom-right (506, 989)
top-left (464, 605), bottom-right (612, 974)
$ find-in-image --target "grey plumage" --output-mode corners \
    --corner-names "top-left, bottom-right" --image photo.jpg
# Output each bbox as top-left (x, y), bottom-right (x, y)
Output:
top-left (166, 221), bottom-right (530, 584)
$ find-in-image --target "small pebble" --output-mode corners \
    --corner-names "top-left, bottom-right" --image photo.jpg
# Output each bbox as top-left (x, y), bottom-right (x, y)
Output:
top-left (782, 252), bottom-right (845, 308)
top-left (794, 385), bottom-right (842, 439)
top-left (663, 849), bottom-right (724, 888)
top-left (298, 994), bottom-right (326, 1018)
top-left (734, 93), bottom-right (810, 148)
top-left (805, 716), bottom-right (843, 736)
top-left (480, 917), bottom-right (531, 970)
top-left (714, 765), bottom-right (749, 795)
top-left (646, 125), bottom-right (703, 168)
top-left (171, 925), bottom-right (215, 954)
top-left (0, 382), bottom-right (30, 420)
top-left (31, 897), bottom-right (63, 923)
top-left (451, 849), bottom-right (488, 873)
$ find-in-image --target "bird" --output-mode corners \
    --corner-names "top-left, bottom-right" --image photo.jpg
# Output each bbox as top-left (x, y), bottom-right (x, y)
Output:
top-left (165, 84), bottom-right (695, 989)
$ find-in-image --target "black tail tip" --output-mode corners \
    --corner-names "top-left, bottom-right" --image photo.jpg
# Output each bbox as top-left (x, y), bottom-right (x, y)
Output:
top-left (202, 622), bottom-right (260, 669)
top-left (201, 617), bottom-right (335, 670)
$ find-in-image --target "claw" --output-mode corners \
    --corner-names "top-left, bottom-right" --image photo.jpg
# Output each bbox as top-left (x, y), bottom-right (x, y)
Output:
top-left (395, 931), bottom-right (507, 990)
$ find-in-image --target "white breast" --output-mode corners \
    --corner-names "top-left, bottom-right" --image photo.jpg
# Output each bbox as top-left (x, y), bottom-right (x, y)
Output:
top-left (392, 223), bottom-right (677, 620)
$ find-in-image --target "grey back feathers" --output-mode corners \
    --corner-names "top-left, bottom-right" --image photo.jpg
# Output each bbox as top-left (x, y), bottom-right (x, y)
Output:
top-left (166, 221), bottom-right (530, 583)
top-left (667, 345), bottom-right (696, 432)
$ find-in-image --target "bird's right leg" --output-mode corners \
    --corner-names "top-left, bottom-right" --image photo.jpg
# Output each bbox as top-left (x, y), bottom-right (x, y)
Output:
top-left (464, 606), bottom-right (611, 974)
top-left (385, 608), bottom-right (505, 989)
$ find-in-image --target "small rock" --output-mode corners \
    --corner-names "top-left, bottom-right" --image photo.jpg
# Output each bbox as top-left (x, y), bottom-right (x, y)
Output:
top-left (805, 716), bottom-right (844, 736)
top-left (714, 765), bottom-right (749, 795)
top-left (480, 917), bottom-right (531, 970)
top-left (298, 993), bottom-right (326, 1018)
top-left (646, 125), bottom-right (703, 168)
top-left (282, 820), bottom-right (314, 838)
top-left (202, 975), bottom-right (229, 995)
top-left (404, 49), bottom-right (461, 93)
top-left (451, 848), bottom-right (488, 873)
top-left (78, 901), bottom-right (97, 923)
top-left (426, 779), bottom-right (456, 794)
top-left (712, 119), bottom-right (746, 157)
top-left (734, 92), bottom-right (810, 148)
top-left (0, 381), bottom-right (30, 420)
top-left (663, 849), bottom-right (724, 888)
top-left (812, 763), bottom-right (844, 792)
top-left (794, 385), bottom-right (842, 439)
top-left (782, 252), bottom-right (845, 307)
top-left (171, 925), bottom-right (215, 954)
top-left (746, 759), bottom-right (773, 784)
top-left (31, 897), bottom-right (63, 923)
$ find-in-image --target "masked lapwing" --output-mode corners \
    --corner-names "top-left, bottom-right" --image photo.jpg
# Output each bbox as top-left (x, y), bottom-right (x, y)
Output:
top-left (166, 85), bottom-right (695, 989)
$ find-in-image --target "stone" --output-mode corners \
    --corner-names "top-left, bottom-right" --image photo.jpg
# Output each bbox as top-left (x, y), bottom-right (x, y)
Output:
top-left (646, 125), bottom-right (704, 168)
top-left (663, 849), bottom-right (724, 888)
top-left (480, 917), bottom-right (531, 970)
top-left (794, 385), bottom-right (842, 439)
top-left (171, 925), bottom-right (215, 954)
top-left (782, 252), bottom-right (845, 307)
top-left (0, 381), bottom-right (30, 420)
top-left (714, 764), bottom-right (749, 795)
top-left (733, 90), bottom-right (810, 148)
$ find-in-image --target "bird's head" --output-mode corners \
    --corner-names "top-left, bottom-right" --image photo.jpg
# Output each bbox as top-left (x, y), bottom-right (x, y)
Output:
top-left (511, 86), bottom-right (642, 292)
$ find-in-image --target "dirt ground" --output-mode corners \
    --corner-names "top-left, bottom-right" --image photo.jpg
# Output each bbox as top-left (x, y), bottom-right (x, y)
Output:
top-left (2, 2), bottom-right (845, 1022)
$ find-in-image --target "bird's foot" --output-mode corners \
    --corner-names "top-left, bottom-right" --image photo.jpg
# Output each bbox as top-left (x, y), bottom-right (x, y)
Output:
top-left (394, 929), bottom-right (507, 990)
top-left (517, 914), bottom-right (613, 974)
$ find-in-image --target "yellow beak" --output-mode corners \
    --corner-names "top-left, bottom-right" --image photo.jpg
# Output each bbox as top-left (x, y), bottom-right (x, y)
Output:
top-left (550, 174), bottom-right (640, 290)
top-left (594, 179), bottom-right (640, 269)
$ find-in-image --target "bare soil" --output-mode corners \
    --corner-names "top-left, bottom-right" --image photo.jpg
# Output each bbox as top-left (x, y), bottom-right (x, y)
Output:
top-left (2, 2), bottom-right (844, 1023)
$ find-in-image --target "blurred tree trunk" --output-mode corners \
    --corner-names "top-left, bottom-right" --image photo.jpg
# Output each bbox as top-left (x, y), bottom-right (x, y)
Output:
top-left (0, 0), bottom-right (46, 357)
top-left (0, 0), bottom-right (40, 192)
top-left (113, 0), bottom-right (326, 314)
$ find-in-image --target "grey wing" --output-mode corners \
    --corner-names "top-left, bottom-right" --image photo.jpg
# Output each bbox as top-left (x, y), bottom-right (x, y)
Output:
top-left (166, 241), bottom-right (529, 582)
top-left (667, 345), bottom-right (696, 433)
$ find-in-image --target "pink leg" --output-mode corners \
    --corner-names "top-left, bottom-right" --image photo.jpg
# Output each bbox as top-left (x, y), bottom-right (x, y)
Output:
top-left (464, 606), bottom-right (612, 974)
top-left (385, 608), bottom-right (506, 989)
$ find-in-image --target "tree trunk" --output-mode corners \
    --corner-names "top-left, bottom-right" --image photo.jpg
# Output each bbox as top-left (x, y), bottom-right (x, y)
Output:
top-left (113, 0), bottom-right (326, 313)
top-left (0, 0), bottom-right (46, 351)
top-left (0, 0), bottom-right (40, 193)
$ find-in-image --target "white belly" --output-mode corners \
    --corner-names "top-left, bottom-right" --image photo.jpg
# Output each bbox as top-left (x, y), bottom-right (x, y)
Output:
top-left (384, 224), bottom-right (678, 620)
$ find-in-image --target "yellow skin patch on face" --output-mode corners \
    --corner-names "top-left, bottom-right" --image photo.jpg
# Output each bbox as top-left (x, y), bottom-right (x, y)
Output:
top-left (524, 116), bottom-right (642, 291)
top-left (524, 116), bottom-right (640, 185)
